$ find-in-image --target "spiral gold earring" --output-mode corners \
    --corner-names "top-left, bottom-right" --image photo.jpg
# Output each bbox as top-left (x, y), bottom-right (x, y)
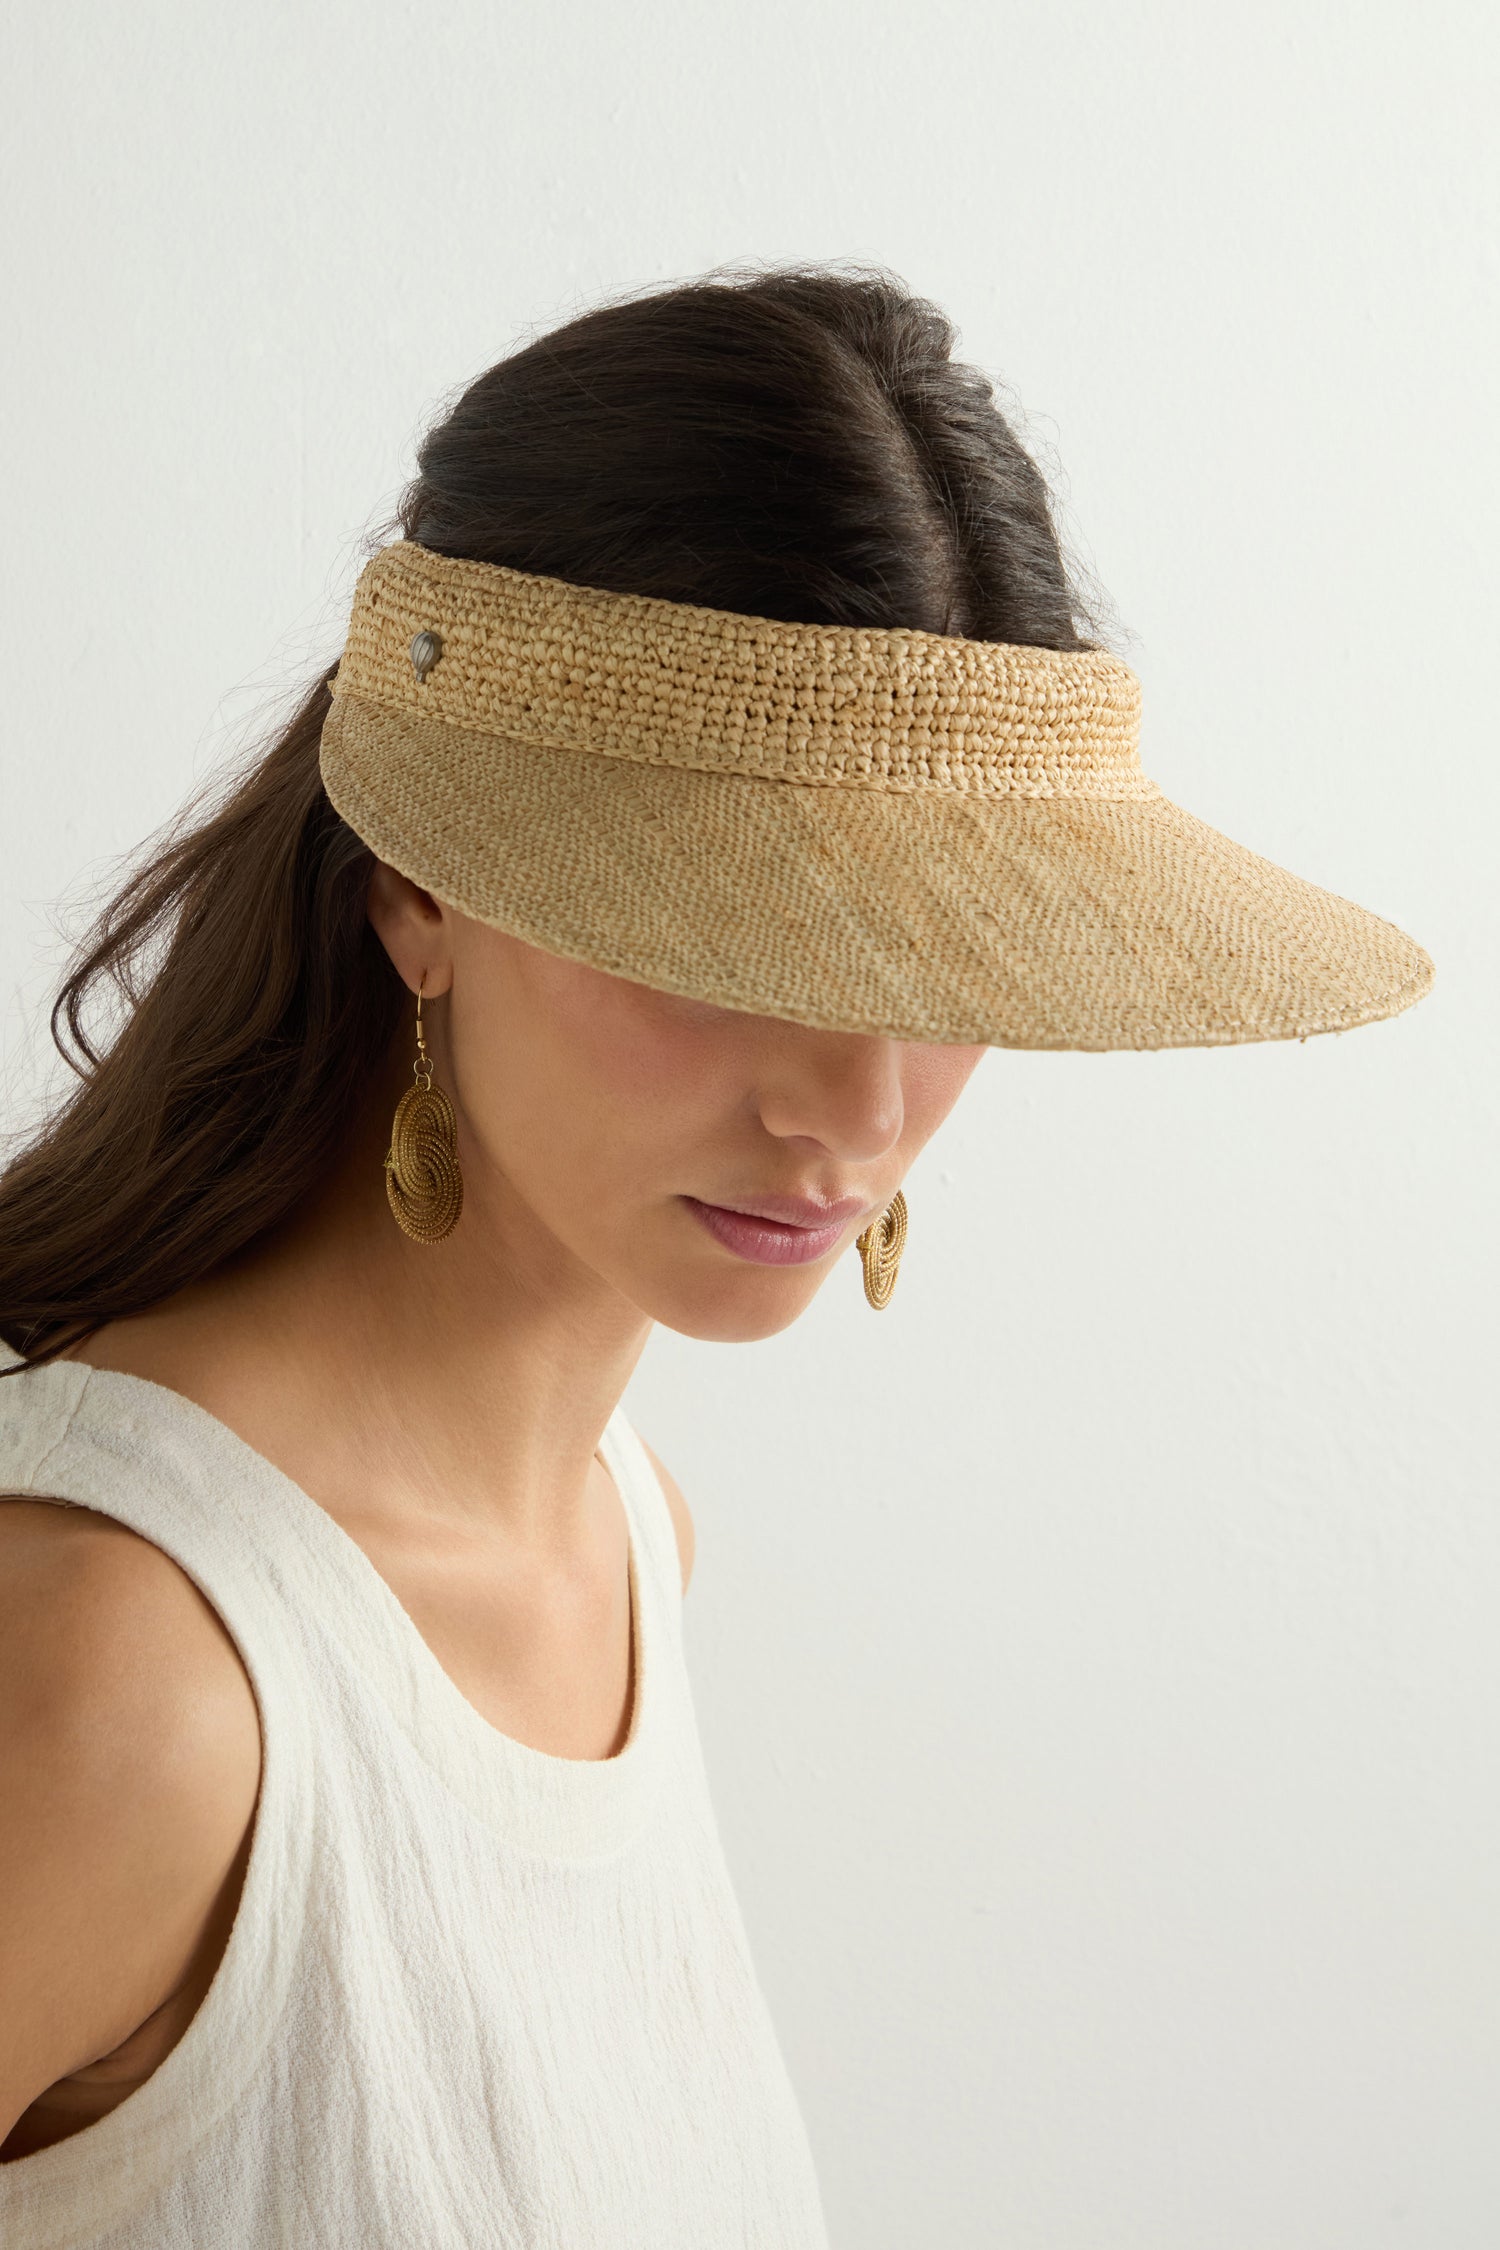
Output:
top-left (384, 974), bottom-right (463, 1243)
top-left (855, 1190), bottom-right (908, 1310)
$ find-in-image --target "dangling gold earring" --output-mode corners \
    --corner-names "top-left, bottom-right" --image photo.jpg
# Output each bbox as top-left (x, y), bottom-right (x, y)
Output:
top-left (384, 972), bottom-right (463, 1244)
top-left (855, 1190), bottom-right (908, 1310)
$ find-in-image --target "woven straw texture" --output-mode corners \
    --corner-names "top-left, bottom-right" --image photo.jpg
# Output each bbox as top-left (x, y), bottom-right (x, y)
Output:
top-left (320, 542), bottom-right (1433, 1050)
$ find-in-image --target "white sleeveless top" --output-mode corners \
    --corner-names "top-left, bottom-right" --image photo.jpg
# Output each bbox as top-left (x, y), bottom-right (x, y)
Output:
top-left (0, 1344), bottom-right (830, 2250)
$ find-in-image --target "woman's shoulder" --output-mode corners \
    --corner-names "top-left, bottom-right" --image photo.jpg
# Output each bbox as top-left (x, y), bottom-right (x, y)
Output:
top-left (633, 1434), bottom-right (696, 1597)
top-left (0, 1495), bottom-right (263, 1824)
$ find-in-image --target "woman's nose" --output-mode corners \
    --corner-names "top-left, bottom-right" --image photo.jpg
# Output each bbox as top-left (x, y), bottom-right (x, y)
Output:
top-left (753, 1031), bottom-right (906, 1164)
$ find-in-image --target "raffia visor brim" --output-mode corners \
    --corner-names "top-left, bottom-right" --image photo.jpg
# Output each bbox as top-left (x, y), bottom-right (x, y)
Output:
top-left (320, 693), bottom-right (1432, 1051)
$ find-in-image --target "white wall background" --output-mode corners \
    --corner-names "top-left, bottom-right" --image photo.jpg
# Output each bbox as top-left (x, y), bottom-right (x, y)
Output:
top-left (4, 4), bottom-right (1496, 2243)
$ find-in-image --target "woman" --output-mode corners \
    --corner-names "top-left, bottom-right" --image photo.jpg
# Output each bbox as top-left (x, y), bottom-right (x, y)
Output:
top-left (0, 264), bottom-right (1430, 2244)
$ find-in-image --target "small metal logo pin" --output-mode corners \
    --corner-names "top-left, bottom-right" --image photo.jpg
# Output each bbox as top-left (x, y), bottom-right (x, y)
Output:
top-left (410, 630), bottom-right (443, 684)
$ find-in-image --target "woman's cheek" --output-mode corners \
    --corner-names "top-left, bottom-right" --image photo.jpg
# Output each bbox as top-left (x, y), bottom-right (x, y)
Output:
top-left (902, 1044), bottom-right (986, 1138)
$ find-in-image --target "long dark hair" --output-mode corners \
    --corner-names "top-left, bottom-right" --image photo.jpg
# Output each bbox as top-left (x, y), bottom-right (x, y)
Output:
top-left (0, 261), bottom-right (1116, 1374)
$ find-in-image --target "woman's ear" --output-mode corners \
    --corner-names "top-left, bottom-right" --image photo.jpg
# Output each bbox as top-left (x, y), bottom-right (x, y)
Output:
top-left (364, 861), bottom-right (455, 998)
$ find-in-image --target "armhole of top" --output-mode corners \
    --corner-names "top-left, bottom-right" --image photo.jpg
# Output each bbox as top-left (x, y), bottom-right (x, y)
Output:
top-left (0, 1398), bottom-right (315, 2242)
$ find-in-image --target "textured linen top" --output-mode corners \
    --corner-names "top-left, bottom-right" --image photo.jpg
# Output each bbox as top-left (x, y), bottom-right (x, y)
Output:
top-left (0, 1343), bottom-right (830, 2249)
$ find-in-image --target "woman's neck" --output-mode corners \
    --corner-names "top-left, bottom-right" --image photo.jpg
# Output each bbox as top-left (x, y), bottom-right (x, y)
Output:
top-left (59, 1078), bottom-right (654, 1564)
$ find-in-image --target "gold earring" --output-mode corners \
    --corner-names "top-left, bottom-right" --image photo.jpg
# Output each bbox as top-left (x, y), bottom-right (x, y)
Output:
top-left (855, 1190), bottom-right (908, 1310)
top-left (384, 973), bottom-right (463, 1243)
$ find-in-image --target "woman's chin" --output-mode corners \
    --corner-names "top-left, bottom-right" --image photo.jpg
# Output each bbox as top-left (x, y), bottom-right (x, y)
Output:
top-left (641, 1264), bottom-right (832, 1345)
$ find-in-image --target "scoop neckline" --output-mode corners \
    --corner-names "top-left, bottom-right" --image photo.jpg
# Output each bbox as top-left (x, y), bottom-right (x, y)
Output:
top-left (11, 1346), bottom-right (669, 1857)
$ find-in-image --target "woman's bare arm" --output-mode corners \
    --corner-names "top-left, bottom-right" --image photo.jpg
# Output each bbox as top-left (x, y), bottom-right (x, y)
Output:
top-left (0, 1502), bottom-right (262, 2153)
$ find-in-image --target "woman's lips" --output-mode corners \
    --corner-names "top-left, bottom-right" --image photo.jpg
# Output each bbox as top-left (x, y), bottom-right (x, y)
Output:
top-left (680, 1195), bottom-right (860, 1267)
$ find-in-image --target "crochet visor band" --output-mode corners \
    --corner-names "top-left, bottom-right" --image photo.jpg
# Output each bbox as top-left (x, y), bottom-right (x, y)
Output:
top-left (319, 541), bottom-right (1434, 1051)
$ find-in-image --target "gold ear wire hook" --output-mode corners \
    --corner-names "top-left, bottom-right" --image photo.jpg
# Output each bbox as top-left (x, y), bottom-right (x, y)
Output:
top-left (413, 971), bottom-right (432, 1088)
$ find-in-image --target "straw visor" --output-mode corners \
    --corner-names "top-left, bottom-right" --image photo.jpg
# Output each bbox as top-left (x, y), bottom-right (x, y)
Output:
top-left (319, 542), bottom-right (1433, 1050)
